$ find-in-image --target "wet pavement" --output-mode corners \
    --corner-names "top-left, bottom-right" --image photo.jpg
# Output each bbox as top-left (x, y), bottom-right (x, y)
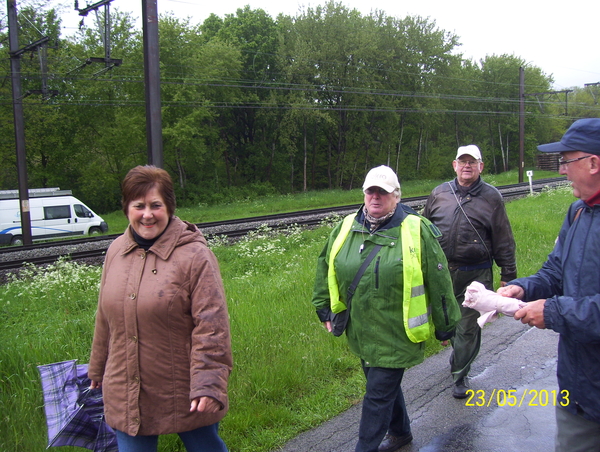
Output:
top-left (276, 316), bottom-right (559, 452)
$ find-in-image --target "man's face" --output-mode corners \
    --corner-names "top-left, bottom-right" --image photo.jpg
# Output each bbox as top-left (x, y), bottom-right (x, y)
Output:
top-left (453, 154), bottom-right (483, 187)
top-left (559, 151), bottom-right (595, 200)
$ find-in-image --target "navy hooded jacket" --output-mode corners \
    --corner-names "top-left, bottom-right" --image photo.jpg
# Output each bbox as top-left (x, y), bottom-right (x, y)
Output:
top-left (510, 199), bottom-right (600, 424)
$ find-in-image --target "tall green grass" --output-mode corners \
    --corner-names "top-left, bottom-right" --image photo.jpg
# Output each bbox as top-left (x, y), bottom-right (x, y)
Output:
top-left (0, 182), bottom-right (575, 452)
top-left (101, 169), bottom-right (559, 234)
top-left (0, 261), bottom-right (103, 451)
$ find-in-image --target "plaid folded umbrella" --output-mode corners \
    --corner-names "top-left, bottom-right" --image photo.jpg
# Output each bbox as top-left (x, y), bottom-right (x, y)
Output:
top-left (37, 359), bottom-right (118, 452)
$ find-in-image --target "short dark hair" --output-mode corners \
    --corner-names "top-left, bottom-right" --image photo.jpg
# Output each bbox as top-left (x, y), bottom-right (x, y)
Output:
top-left (121, 166), bottom-right (176, 217)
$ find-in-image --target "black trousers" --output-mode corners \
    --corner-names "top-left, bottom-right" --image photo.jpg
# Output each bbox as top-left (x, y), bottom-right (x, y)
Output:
top-left (355, 363), bottom-right (411, 452)
top-left (449, 267), bottom-right (492, 382)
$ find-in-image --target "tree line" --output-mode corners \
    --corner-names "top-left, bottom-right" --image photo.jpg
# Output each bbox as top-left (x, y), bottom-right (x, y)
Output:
top-left (1, 0), bottom-right (599, 214)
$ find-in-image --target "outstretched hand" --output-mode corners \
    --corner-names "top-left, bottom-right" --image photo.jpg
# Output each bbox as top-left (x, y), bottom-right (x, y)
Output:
top-left (514, 299), bottom-right (546, 329)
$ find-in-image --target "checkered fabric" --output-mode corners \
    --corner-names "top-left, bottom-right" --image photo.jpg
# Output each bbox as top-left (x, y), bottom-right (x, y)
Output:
top-left (38, 359), bottom-right (118, 452)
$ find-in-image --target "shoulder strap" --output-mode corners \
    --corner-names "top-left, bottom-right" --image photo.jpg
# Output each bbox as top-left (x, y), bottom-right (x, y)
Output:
top-left (446, 180), bottom-right (492, 263)
top-left (328, 214), bottom-right (358, 312)
top-left (346, 244), bottom-right (383, 308)
top-left (572, 207), bottom-right (584, 224)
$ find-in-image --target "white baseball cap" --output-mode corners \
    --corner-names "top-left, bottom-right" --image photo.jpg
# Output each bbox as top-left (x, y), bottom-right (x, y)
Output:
top-left (455, 145), bottom-right (482, 161)
top-left (362, 165), bottom-right (400, 193)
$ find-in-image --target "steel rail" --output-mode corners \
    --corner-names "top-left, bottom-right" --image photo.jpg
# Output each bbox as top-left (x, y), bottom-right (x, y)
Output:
top-left (0, 177), bottom-right (567, 272)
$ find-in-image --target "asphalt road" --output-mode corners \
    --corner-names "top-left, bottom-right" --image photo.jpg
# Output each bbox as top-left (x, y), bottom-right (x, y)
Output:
top-left (276, 315), bottom-right (560, 452)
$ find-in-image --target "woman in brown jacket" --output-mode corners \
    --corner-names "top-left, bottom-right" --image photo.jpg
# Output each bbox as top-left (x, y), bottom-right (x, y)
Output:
top-left (88, 166), bottom-right (232, 452)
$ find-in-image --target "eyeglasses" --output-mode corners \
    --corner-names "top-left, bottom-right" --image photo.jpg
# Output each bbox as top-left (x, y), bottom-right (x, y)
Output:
top-left (364, 187), bottom-right (391, 195)
top-left (558, 155), bottom-right (592, 166)
top-left (456, 160), bottom-right (480, 167)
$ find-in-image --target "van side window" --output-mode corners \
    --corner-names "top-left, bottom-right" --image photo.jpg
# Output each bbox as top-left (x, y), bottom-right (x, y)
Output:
top-left (44, 205), bottom-right (71, 220)
top-left (74, 204), bottom-right (92, 218)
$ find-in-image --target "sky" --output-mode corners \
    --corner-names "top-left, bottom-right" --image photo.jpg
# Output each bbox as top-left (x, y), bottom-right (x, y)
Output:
top-left (53, 0), bottom-right (600, 90)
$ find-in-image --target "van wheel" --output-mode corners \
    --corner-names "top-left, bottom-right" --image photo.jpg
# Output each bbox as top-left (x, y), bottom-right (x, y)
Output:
top-left (89, 227), bottom-right (102, 235)
top-left (11, 235), bottom-right (23, 246)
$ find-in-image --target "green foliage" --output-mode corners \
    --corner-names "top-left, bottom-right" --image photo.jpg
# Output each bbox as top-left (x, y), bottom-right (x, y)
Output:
top-left (0, 2), bottom-right (596, 216)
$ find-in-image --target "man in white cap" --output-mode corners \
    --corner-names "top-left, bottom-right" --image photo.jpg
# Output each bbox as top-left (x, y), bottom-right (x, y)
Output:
top-left (423, 145), bottom-right (517, 398)
top-left (499, 118), bottom-right (600, 451)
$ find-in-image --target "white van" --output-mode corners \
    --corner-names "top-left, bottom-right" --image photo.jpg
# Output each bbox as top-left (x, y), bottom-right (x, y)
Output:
top-left (0, 188), bottom-right (109, 246)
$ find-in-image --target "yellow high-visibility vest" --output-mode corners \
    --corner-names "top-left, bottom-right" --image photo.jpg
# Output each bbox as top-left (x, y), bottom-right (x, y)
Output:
top-left (327, 213), bottom-right (430, 343)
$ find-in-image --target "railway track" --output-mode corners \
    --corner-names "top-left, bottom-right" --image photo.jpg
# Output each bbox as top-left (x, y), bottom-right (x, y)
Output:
top-left (0, 177), bottom-right (567, 273)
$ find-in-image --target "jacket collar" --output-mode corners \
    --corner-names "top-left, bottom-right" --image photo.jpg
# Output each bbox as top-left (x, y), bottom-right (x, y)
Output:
top-left (121, 216), bottom-right (196, 260)
top-left (355, 203), bottom-right (414, 231)
top-left (451, 176), bottom-right (483, 196)
top-left (585, 187), bottom-right (600, 207)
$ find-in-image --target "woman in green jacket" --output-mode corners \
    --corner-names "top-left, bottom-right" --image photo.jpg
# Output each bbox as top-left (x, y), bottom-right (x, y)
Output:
top-left (312, 165), bottom-right (461, 452)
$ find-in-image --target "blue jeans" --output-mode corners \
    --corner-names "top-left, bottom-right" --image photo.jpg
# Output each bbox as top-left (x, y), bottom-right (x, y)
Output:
top-left (115, 423), bottom-right (228, 452)
top-left (355, 364), bottom-right (411, 452)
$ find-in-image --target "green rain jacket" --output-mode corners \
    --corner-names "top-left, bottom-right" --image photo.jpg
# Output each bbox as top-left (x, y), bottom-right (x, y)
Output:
top-left (312, 204), bottom-right (461, 368)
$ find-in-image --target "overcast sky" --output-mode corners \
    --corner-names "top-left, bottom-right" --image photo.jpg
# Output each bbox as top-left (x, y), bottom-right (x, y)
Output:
top-left (55, 0), bottom-right (600, 90)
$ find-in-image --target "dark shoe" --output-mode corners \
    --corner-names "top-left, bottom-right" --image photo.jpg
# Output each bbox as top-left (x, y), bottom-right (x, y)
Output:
top-left (452, 377), bottom-right (470, 399)
top-left (378, 432), bottom-right (413, 452)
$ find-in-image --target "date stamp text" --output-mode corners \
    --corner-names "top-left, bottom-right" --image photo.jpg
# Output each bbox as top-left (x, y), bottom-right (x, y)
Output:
top-left (464, 389), bottom-right (570, 407)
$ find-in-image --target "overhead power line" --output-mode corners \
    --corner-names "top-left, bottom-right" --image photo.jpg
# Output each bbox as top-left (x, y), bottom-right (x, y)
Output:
top-left (71, 0), bottom-right (122, 75)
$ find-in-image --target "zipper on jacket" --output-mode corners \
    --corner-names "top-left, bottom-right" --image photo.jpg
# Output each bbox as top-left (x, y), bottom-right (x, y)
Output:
top-left (441, 295), bottom-right (450, 325)
top-left (374, 256), bottom-right (381, 289)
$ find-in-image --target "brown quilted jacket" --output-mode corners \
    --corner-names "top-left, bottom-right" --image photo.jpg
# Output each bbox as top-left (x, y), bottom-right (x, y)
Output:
top-left (88, 216), bottom-right (232, 436)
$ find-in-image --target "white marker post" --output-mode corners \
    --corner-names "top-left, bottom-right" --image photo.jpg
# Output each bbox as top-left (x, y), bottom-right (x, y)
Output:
top-left (527, 170), bottom-right (534, 194)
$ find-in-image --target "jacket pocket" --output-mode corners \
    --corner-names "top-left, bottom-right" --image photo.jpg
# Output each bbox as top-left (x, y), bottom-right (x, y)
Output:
top-left (458, 231), bottom-right (488, 263)
top-left (441, 295), bottom-right (450, 325)
top-left (374, 257), bottom-right (381, 289)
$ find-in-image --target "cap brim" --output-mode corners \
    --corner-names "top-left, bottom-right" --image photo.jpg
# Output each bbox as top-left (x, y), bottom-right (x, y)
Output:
top-left (363, 184), bottom-right (395, 193)
top-left (537, 141), bottom-right (574, 153)
top-left (456, 153), bottom-right (480, 160)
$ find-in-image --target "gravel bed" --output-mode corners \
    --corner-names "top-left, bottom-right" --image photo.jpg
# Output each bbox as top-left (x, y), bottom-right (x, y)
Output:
top-left (0, 239), bottom-right (115, 263)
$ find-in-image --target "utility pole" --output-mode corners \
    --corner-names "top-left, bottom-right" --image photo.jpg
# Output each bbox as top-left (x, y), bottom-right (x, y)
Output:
top-left (74, 0), bottom-right (163, 166)
top-left (7, 0), bottom-right (32, 245)
top-left (73, 0), bottom-right (122, 75)
top-left (525, 89), bottom-right (573, 115)
top-left (519, 67), bottom-right (525, 183)
top-left (584, 82), bottom-right (600, 105)
top-left (142, 0), bottom-right (163, 168)
top-left (22, 36), bottom-right (58, 99)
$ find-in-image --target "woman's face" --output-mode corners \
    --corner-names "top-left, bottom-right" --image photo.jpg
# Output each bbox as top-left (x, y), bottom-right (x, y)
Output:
top-left (127, 186), bottom-right (169, 240)
top-left (363, 186), bottom-right (398, 219)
